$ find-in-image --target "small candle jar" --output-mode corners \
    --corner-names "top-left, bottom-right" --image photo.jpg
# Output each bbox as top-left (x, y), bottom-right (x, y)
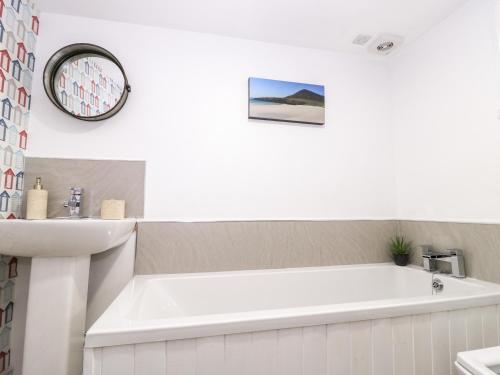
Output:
top-left (101, 199), bottom-right (126, 219)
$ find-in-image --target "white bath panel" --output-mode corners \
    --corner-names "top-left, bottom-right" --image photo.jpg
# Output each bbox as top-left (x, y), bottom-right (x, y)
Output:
top-left (196, 336), bottom-right (224, 375)
top-left (450, 309), bottom-right (467, 375)
top-left (466, 307), bottom-right (484, 350)
top-left (481, 305), bottom-right (499, 347)
top-left (251, 330), bottom-right (278, 375)
top-left (88, 305), bottom-right (500, 375)
top-left (83, 348), bottom-right (102, 375)
top-left (431, 311), bottom-right (451, 375)
top-left (277, 328), bottom-right (302, 375)
top-left (392, 316), bottom-right (414, 375)
top-left (224, 333), bottom-right (253, 375)
top-left (102, 345), bottom-right (134, 375)
top-left (350, 320), bottom-right (372, 375)
top-left (326, 323), bottom-right (351, 375)
top-left (166, 339), bottom-right (197, 375)
top-left (303, 325), bottom-right (327, 374)
top-left (412, 313), bottom-right (432, 375)
top-left (372, 319), bottom-right (393, 375)
top-left (134, 342), bottom-right (166, 375)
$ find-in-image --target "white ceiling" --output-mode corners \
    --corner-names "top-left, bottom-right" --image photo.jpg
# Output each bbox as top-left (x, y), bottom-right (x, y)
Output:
top-left (38, 0), bottom-right (469, 54)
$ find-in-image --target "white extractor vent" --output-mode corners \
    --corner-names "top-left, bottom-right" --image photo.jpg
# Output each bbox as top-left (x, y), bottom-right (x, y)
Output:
top-left (368, 34), bottom-right (405, 55)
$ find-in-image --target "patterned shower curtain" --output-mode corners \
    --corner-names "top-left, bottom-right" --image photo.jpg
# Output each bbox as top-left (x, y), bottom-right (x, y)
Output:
top-left (0, 0), bottom-right (38, 373)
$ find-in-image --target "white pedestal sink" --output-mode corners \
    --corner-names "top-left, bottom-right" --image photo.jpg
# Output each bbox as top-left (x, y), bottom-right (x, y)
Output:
top-left (0, 219), bottom-right (136, 375)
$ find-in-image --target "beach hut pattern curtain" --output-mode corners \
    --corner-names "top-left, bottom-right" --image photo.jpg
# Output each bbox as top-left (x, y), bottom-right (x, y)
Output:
top-left (56, 57), bottom-right (123, 117)
top-left (0, 0), bottom-right (39, 374)
top-left (0, 0), bottom-right (38, 220)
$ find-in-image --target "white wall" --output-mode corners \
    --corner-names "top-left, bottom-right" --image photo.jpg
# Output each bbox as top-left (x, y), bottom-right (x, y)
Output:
top-left (32, 1), bottom-right (499, 223)
top-left (392, 0), bottom-right (500, 222)
top-left (28, 13), bottom-right (397, 220)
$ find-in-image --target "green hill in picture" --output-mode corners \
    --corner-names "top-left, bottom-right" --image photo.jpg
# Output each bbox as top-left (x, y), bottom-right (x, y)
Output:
top-left (254, 89), bottom-right (325, 107)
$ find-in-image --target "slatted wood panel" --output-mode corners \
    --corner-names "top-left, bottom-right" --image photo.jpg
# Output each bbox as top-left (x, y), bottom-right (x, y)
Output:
top-left (85, 304), bottom-right (500, 375)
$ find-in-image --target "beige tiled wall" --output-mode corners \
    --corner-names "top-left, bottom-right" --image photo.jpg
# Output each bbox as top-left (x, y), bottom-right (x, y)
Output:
top-left (136, 220), bottom-right (500, 283)
top-left (135, 220), bottom-right (398, 274)
top-left (400, 220), bottom-right (500, 284)
top-left (23, 157), bottom-right (145, 218)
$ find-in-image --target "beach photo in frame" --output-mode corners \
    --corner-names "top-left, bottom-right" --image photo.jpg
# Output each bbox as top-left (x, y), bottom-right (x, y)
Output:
top-left (248, 77), bottom-right (325, 125)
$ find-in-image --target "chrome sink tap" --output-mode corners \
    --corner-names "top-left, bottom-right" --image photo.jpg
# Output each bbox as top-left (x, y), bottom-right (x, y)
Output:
top-left (63, 187), bottom-right (83, 218)
top-left (421, 245), bottom-right (465, 278)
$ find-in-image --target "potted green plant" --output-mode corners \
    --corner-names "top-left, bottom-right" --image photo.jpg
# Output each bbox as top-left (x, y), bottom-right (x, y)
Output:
top-left (389, 236), bottom-right (412, 266)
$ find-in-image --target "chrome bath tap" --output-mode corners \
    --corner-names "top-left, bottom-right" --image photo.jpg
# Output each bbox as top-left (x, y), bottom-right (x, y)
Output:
top-left (421, 245), bottom-right (465, 278)
top-left (63, 187), bottom-right (83, 218)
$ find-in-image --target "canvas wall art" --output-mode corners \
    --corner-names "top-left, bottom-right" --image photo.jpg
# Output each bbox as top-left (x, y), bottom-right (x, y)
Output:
top-left (248, 77), bottom-right (325, 125)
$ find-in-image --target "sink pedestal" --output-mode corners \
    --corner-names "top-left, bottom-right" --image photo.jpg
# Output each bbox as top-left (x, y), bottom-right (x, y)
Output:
top-left (23, 256), bottom-right (91, 375)
top-left (0, 218), bottom-right (136, 375)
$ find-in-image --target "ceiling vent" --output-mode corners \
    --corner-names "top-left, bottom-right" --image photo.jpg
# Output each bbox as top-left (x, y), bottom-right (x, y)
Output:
top-left (368, 34), bottom-right (404, 55)
top-left (352, 34), bottom-right (372, 46)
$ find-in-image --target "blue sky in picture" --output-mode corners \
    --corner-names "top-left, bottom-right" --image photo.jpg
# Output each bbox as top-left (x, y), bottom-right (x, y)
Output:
top-left (249, 77), bottom-right (325, 99)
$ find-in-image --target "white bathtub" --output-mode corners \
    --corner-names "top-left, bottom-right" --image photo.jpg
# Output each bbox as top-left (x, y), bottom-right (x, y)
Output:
top-left (84, 264), bottom-right (500, 375)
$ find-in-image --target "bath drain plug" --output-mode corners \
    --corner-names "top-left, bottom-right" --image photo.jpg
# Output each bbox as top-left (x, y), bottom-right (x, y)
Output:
top-left (432, 278), bottom-right (444, 292)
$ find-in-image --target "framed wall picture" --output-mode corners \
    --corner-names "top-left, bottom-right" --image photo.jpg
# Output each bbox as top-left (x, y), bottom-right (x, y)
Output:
top-left (248, 77), bottom-right (325, 125)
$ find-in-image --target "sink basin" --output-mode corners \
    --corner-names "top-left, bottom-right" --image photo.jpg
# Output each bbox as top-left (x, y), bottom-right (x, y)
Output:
top-left (0, 218), bottom-right (136, 257)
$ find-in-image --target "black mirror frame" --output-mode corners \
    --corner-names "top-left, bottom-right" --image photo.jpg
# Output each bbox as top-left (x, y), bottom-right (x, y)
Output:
top-left (43, 43), bottom-right (131, 122)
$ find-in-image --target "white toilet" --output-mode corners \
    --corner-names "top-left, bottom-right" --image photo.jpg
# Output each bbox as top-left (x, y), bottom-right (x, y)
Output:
top-left (456, 347), bottom-right (500, 375)
top-left (456, 361), bottom-right (477, 375)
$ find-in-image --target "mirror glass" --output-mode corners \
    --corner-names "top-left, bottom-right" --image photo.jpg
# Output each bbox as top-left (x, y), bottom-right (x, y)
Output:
top-left (53, 55), bottom-right (126, 118)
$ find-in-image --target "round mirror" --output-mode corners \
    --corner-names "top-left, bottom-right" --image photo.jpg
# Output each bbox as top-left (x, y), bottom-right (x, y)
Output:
top-left (43, 44), bottom-right (131, 121)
